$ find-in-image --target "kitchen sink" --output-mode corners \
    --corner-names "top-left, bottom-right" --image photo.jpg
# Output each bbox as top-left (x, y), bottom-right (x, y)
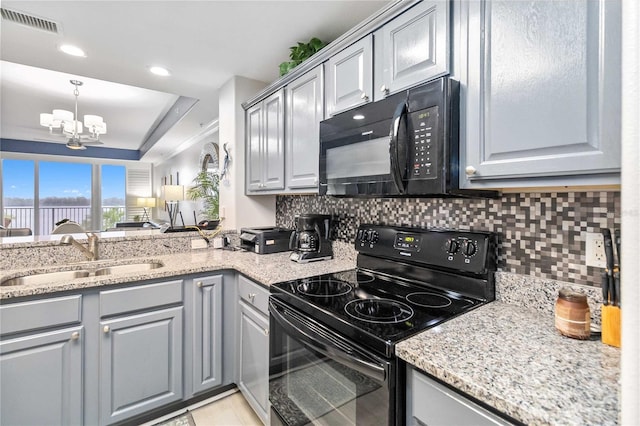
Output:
top-left (94, 262), bottom-right (164, 276)
top-left (1, 261), bottom-right (165, 286)
top-left (1, 270), bottom-right (91, 286)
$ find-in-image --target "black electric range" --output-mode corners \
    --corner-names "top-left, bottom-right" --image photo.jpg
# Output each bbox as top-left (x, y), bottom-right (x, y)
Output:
top-left (270, 224), bottom-right (497, 358)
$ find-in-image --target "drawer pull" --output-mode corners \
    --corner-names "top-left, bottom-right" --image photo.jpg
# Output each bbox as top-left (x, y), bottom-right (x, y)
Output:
top-left (360, 93), bottom-right (369, 102)
top-left (71, 331), bottom-right (80, 340)
top-left (196, 281), bottom-right (203, 288)
top-left (380, 85), bottom-right (389, 95)
top-left (465, 166), bottom-right (477, 176)
top-left (103, 325), bottom-right (110, 333)
top-left (248, 293), bottom-right (256, 302)
top-left (264, 328), bottom-right (269, 336)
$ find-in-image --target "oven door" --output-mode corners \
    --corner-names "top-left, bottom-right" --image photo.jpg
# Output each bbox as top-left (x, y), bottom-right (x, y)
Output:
top-left (269, 297), bottom-right (396, 426)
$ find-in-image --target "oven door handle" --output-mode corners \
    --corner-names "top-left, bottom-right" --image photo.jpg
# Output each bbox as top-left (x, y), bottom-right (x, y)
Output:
top-left (269, 299), bottom-right (387, 383)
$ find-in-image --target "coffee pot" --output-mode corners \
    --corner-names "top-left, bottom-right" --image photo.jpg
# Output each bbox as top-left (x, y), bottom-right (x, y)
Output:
top-left (289, 214), bottom-right (334, 263)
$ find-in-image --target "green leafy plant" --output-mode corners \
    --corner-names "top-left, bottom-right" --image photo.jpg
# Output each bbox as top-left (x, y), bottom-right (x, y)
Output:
top-left (279, 37), bottom-right (328, 76)
top-left (187, 171), bottom-right (220, 220)
top-left (102, 208), bottom-right (125, 230)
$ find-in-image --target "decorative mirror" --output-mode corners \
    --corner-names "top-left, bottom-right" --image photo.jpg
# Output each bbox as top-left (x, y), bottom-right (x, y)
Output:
top-left (199, 142), bottom-right (219, 173)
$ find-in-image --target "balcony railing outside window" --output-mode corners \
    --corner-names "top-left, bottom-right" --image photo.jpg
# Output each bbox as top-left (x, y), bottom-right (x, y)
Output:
top-left (3, 206), bottom-right (125, 234)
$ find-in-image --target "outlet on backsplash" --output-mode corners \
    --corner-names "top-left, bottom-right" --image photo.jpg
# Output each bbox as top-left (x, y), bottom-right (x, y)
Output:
top-left (585, 232), bottom-right (606, 268)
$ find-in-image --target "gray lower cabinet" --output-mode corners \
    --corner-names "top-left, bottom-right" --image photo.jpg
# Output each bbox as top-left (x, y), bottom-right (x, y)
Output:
top-left (374, 0), bottom-right (450, 102)
top-left (191, 275), bottom-right (223, 394)
top-left (98, 279), bottom-right (184, 425)
top-left (285, 65), bottom-right (324, 191)
top-left (237, 275), bottom-right (270, 425)
top-left (456, 0), bottom-right (621, 188)
top-left (407, 367), bottom-right (512, 425)
top-left (0, 294), bottom-right (84, 425)
top-left (325, 35), bottom-right (373, 116)
top-left (0, 326), bottom-right (84, 426)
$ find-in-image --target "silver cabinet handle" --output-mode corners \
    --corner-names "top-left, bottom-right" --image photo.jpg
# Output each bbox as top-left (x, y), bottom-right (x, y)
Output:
top-left (248, 293), bottom-right (256, 302)
top-left (465, 166), bottom-right (477, 176)
top-left (103, 325), bottom-right (110, 333)
top-left (360, 93), bottom-right (369, 101)
top-left (196, 281), bottom-right (203, 288)
top-left (380, 85), bottom-right (389, 95)
top-left (71, 331), bottom-right (80, 340)
top-left (264, 328), bottom-right (269, 336)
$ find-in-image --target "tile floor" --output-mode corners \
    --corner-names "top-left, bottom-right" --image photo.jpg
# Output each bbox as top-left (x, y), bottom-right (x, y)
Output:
top-left (190, 391), bottom-right (262, 426)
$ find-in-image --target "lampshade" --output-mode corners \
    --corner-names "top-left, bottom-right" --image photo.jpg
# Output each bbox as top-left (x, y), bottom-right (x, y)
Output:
top-left (162, 185), bottom-right (184, 201)
top-left (136, 197), bottom-right (157, 208)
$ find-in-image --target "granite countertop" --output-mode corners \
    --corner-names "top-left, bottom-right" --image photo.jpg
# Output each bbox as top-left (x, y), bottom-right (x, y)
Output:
top-left (396, 302), bottom-right (621, 426)
top-left (0, 248), bottom-right (356, 300)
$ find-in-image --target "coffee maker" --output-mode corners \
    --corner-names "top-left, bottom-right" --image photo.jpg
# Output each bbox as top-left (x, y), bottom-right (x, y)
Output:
top-left (289, 214), bottom-right (334, 263)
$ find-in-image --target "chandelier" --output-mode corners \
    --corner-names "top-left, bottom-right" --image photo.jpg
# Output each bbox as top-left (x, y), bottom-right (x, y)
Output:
top-left (40, 80), bottom-right (107, 150)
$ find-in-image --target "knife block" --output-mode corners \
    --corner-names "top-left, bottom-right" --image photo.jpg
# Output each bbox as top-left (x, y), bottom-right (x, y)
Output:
top-left (601, 305), bottom-right (621, 348)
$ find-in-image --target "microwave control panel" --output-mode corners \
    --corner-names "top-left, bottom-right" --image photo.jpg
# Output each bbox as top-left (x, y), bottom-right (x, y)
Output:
top-left (409, 106), bottom-right (439, 180)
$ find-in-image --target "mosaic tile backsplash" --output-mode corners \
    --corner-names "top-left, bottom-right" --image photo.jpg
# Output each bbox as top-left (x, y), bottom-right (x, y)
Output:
top-left (276, 192), bottom-right (621, 287)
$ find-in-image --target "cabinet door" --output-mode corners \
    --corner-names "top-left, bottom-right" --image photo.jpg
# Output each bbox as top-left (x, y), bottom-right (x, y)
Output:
top-left (246, 102), bottom-right (264, 192)
top-left (192, 275), bottom-right (223, 394)
top-left (99, 307), bottom-right (183, 425)
top-left (238, 301), bottom-right (269, 425)
top-left (0, 326), bottom-right (83, 426)
top-left (374, 0), bottom-right (450, 101)
top-left (263, 89), bottom-right (285, 190)
top-left (458, 0), bottom-right (621, 188)
top-left (286, 65), bottom-right (324, 190)
top-left (325, 35), bottom-right (373, 116)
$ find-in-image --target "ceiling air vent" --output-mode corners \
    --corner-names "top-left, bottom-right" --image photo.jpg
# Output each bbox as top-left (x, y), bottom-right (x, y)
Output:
top-left (0, 8), bottom-right (59, 34)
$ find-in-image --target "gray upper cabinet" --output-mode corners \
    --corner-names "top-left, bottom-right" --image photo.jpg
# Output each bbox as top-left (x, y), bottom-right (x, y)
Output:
top-left (325, 35), bottom-right (373, 116)
top-left (0, 326), bottom-right (84, 426)
top-left (191, 275), bottom-right (223, 395)
top-left (456, 0), bottom-right (622, 188)
top-left (286, 65), bottom-right (324, 190)
top-left (246, 89), bottom-right (285, 192)
top-left (374, 0), bottom-right (450, 102)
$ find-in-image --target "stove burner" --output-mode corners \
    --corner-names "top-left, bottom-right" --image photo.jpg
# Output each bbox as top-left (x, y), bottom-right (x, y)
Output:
top-left (356, 273), bottom-right (375, 284)
top-left (344, 299), bottom-right (414, 323)
top-left (297, 278), bottom-right (352, 297)
top-left (406, 292), bottom-right (452, 308)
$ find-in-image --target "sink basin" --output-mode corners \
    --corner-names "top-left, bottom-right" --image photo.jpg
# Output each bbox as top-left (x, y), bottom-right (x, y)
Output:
top-left (94, 262), bottom-right (164, 276)
top-left (1, 270), bottom-right (91, 286)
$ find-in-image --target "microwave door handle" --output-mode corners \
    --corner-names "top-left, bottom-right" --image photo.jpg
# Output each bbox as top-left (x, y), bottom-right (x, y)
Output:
top-left (269, 299), bottom-right (387, 383)
top-left (390, 101), bottom-right (408, 194)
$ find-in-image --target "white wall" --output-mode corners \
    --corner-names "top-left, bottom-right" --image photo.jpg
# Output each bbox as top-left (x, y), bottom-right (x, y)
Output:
top-left (621, 0), bottom-right (640, 423)
top-left (218, 76), bottom-right (276, 230)
top-left (153, 135), bottom-right (218, 226)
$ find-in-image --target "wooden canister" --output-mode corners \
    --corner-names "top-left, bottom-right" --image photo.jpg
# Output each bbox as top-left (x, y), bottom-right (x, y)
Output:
top-left (555, 288), bottom-right (590, 339)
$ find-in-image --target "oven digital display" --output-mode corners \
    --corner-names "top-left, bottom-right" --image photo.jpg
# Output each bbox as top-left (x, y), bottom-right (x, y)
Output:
top-left (394, 233), bottom-right (421, 251)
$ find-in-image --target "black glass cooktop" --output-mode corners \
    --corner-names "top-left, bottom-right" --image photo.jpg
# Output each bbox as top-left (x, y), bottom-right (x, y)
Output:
top-left (270, 269), bottom-right (482, 357)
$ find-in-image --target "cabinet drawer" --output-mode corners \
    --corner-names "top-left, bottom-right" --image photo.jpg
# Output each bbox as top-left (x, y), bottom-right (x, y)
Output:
top-left (410, 369), bottom-right (511, 425)
top-left (100, 279), bottom-right (183, 317)
top-left (238, 275), bottom-right (269, 315)
top-left (0, 295), bottom-right (82, 336)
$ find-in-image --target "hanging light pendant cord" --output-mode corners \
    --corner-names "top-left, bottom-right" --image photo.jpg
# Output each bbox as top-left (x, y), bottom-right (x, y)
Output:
top-left (70, 80), bottom-right (82, 140)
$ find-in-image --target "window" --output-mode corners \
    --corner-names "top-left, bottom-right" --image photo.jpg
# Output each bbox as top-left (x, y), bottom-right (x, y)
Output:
top-left (101, 165), bottom-right (126, 229)
top-left (39, 161), bottom-right (92, 234)
top-left (2, 159), bottom-right (35, 230)
top-left (1, 156), bottom-right (147, 235)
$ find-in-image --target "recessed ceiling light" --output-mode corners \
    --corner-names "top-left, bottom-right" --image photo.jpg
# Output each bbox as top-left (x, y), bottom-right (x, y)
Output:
top-left (59, 44), bottom-right (86, 57)
top-left (149, 66), bottom-right (171, 77)
top-left (353, 114), bottom-right (365, 120)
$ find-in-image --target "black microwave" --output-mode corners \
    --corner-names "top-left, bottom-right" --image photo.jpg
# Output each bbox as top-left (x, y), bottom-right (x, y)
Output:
top-left (319, 77), bottom-right (497, 198)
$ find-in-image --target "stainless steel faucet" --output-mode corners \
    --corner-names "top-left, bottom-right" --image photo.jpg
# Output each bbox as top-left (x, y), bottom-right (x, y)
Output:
top-left (60, 233), bottom-right (99, 261)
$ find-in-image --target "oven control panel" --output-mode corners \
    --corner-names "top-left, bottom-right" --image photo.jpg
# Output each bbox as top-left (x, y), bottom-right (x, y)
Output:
top-left (355, 224), bottom-right (496, 274)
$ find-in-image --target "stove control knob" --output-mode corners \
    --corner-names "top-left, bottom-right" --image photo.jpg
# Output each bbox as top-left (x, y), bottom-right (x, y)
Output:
top-left (370, 231), bottom-right (379, 243)
top-left (463, 240), bottom-right (477, 257)
top-left (356, 229), bottom-right (364, 241)
top-left (446, 239), bottom-right (460, 254)
top-left (362, 230), bottom-right (370, 242)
